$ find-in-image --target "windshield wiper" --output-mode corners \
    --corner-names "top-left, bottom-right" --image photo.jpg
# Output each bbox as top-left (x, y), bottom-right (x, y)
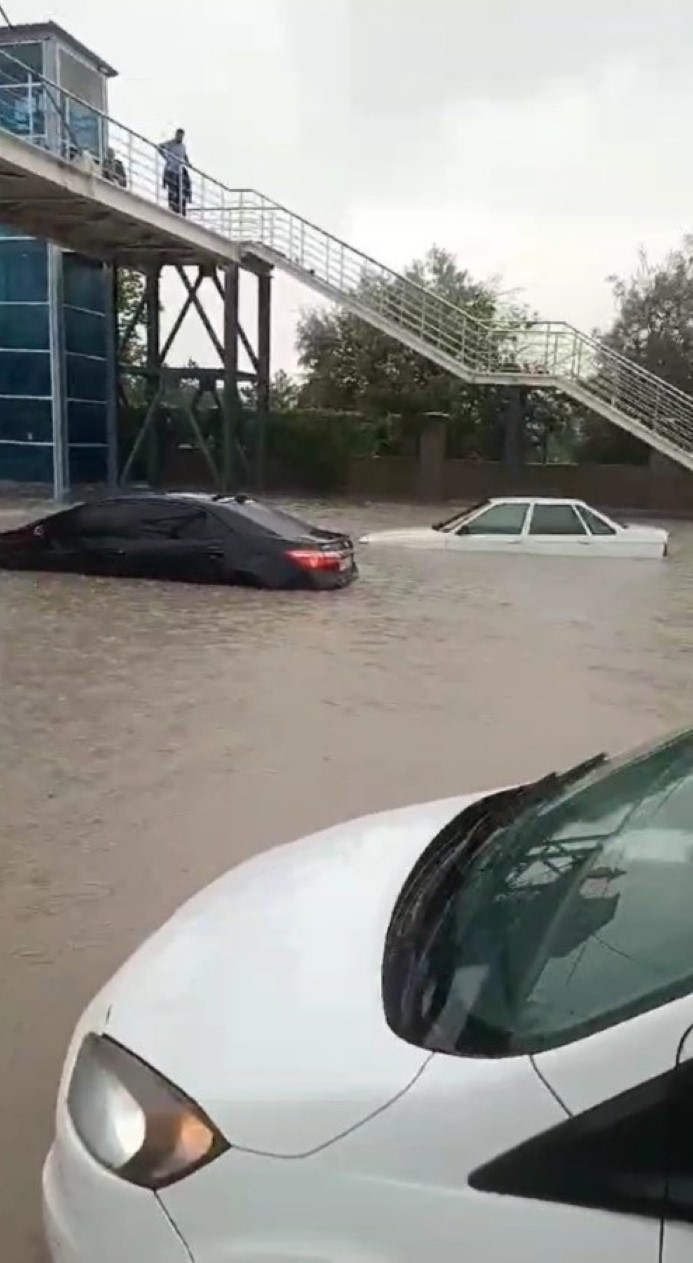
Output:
top-left (386, 752), bottom-right (609, 947)
top-left (519, 751), bottom-right (608, 809)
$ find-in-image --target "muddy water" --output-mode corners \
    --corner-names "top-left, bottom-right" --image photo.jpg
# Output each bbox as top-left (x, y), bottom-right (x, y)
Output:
top-left (2, 496), bottom-right (693, 1260)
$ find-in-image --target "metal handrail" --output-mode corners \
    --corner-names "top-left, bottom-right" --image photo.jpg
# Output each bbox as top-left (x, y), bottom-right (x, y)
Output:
top-left (0, 46), bottom-right (691, 459)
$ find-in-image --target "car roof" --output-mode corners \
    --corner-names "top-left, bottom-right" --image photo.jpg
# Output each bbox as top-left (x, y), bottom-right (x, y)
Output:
top-left (486, 496), bottom-right (587, 506)
top-left (66, 492), bottom-right (257, 510)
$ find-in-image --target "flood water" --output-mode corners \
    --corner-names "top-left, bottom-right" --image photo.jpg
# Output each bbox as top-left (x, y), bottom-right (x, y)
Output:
top-left (2, 495), bottom-right (693, 1259)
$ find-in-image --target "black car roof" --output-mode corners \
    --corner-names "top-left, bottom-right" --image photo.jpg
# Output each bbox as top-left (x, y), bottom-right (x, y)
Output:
top-left (71, 492), bottom-right (254, 509)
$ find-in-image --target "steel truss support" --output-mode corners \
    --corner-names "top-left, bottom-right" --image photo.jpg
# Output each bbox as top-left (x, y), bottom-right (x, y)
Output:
top-left (116, 258), bottom-right (272, 492)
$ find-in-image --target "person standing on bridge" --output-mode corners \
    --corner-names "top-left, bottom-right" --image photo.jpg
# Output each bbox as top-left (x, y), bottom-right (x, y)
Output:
top-left (160, 127), bottom-right (191, 217)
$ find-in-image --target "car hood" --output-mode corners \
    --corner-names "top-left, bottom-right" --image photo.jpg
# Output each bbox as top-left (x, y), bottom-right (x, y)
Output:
top-left (103, 791), bottom-right (491, 1155)
top-left (360, 526), bottom-right (441, 544)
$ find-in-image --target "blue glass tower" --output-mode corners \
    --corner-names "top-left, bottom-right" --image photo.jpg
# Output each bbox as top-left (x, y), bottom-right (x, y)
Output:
top-left (0, 22), bottom-right (117, 497)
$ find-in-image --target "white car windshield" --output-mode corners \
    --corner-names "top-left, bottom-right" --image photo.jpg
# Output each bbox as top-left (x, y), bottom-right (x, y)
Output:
top-left (383, 727), bottom-right (693, 1057)
top-left (433, 501), bottom-right (490, 533)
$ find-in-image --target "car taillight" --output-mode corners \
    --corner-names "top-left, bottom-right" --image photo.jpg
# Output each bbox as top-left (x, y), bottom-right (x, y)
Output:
top-left (285, 548), bottom-right (341, 571)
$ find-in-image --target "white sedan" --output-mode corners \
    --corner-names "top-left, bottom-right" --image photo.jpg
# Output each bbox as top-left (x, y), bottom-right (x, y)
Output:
top-left (44, 726), bottom-right (693, 1263)
top-left (360, 496), bottom-right (669, 558)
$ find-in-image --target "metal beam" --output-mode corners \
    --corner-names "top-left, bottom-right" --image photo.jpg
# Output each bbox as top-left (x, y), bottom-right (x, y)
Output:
top-left (159, 276), bottom-right (202, 362)
top-left (47, 243), bottom-right (68, 502)
top-left (222, 262), bottom-right (240, 493)
top-left (105, 264), bottom-right (119, 490)
top-left (144, 266), bottom-right (161, 486)
top-left (122, 365), bottom-right (256, 382)
top-left (177, 266), bottom-right (224, 361)
top-left (210, 268), bottom-right (258, 370)
top-left (256, 270), bottom-right (272, 490)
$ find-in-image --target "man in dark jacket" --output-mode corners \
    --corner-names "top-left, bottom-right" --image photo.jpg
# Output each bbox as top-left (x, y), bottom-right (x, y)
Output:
top-left (160, 128), bottom-right (191, 216)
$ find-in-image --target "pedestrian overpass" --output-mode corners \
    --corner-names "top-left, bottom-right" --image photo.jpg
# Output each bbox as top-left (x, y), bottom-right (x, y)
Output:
top-left (1, 42), bottom-right (693, 482)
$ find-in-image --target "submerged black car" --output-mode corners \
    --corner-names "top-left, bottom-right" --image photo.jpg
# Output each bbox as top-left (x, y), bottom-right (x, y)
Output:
top-left (0, 493), bottom-right (357, 590)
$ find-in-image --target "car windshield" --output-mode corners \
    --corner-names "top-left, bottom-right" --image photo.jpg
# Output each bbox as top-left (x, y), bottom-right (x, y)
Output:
top-left (432, 501), bottom-right (490, 533)
top-left (383, 727), bottom-right (693, 1057)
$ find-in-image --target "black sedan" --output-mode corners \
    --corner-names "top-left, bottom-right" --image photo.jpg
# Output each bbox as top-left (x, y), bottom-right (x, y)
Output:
top-left (0, 493), bottom-right (358, 590)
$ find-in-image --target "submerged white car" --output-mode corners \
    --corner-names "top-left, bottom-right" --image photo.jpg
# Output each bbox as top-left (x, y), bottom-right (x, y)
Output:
top-left (360, 496), bottom-right (669, 558)
top-left (44, 726), bottom-right (693, 1263)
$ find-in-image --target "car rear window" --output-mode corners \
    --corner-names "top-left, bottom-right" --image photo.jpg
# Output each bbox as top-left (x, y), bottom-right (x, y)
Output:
top-left (217, 499), bottom-right (335, 541)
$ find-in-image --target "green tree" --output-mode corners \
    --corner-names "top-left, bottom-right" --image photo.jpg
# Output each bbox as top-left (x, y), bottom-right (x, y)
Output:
top-left (296, 246), bottom-right (579, 462)
top-left (579, 240), bottom-right (693, 463)
top-left (116, 269), bottom-right (147, 366)
top-left (270, 369), bottom-right (301, 411)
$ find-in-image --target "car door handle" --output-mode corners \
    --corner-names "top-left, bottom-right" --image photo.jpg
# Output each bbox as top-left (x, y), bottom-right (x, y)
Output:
top-left (208, 550), bottom-right (224, 560)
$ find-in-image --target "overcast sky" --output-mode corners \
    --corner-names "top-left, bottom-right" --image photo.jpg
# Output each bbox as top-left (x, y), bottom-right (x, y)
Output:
top-left (28, 0), bottom-right (693, 370)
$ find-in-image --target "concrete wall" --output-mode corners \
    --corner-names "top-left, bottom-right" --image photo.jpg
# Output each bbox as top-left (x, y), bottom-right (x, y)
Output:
top-left (347, 456), bottom-right (693, 516)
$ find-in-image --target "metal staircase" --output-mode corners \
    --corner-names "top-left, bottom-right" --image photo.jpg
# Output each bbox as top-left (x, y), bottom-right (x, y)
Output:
top-left (216, 192), bottom-right (693, 472)
top-left (0, 44), bottom-right (692, 472)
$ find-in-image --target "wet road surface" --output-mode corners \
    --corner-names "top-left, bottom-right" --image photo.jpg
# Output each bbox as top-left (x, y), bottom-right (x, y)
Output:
top-left (2, 496), bottom-right (693, 1260)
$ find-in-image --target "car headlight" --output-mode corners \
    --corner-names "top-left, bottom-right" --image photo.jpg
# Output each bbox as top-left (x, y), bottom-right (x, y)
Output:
top-left (67, 1034), bottom-right (229, 1188)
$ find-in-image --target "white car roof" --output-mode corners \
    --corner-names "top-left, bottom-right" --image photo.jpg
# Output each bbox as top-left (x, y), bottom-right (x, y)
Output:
top-left (487, 496), bottom-right (588, 506)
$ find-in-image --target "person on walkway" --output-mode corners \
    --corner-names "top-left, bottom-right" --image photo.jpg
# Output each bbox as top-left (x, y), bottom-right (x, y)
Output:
top-left (103, 147), bottom-right (127, 188)
top-left (160, 128), bottom-right (191, 216)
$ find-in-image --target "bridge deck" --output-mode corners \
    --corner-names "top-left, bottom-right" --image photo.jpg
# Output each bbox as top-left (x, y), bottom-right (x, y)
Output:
top-left (0, 128), bottom-right (241, 269)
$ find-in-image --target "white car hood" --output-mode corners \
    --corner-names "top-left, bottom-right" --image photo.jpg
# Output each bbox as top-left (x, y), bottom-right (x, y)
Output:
top-left (360, 526), bottom-right (441, 544)
top-left (103, 792), bottom-right (490, 1155)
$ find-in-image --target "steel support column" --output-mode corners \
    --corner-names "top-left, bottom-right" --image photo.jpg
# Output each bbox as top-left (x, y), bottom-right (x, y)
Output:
top-left (222, 262), bottom-right (240, 493)
top-left (144, 266), bottom-right (161, 486)
top-left (503, 386), bottom-right (524, 472)
top-left (47, 243), bottom-right (68, 502)
top-left (119, 256), bottom-right (272, 493)
top-left (256, 270), bottom-right (271, 491)
top-left (105, 264), bottom-right (119, 490)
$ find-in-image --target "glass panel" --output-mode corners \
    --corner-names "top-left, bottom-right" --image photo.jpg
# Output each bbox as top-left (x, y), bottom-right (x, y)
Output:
top-left (0, 239), bottom-right (48, 301)
top-left (68, 444), bottom-right (107, 485)
top-left (55, 502), bottom-right (195, 539)
top-left (58, 49), bottom-right (103, 108)
top-left (437, 501), bottom-right (490, 533)
top-left (462, 503), bottom-right (528, 536)
top-left (0, 82), bottom-right (46, 143)
top-left (0, 440), bottom-right (53, 482)
top-left (387, 728), bottom-right (693, 1056)
top-left (0, 395), bottom-right (52, 442)
top-left (0, 42), bottom-right (44, 79)
top-left (64, 306), bottom-right (107, 356)
top-left (65, 353), bottom-right (107, 402)
top-left (217, 499), bottom-right (323, 539)
top-left (67, 399), bottom-right (107, 445)
top-left (178, 511), bottom-right (228, 541)
top-left (529, 504), bottom-right (586, 535)
top-left (581, 506), bottom-right (616, 536)
top-left (0, 349), bottom-right (51, 397)
top-left (65, 98), bottom-right (102, 161)
top-left (0, 303), bottom-right (49, 349)
top-left (63, 256), bottom-right (107, 313)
